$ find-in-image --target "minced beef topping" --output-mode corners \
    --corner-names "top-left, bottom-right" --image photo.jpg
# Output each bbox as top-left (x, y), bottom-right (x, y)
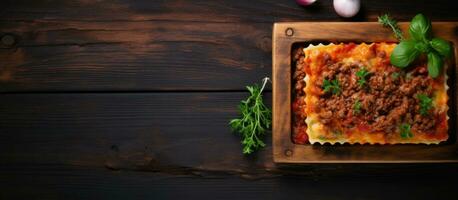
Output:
top-left (292, 44), bottom-right (448, 144)
top-left (314, 56), bottom-right (436, 134)
top-left (292, 47), bottom-right (308, 144)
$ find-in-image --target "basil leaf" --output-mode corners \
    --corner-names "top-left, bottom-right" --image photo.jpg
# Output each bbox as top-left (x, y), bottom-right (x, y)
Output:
top-left (390, 40), bottom-right (421, 68)
top-left (409, 13), bottom-right (432, 41)
top-left (427, 51), bottom-right (443, 78)
top-left (414, 41), bottom-right (430, 53)
top-left (430, 38), bottom-right (452, 58)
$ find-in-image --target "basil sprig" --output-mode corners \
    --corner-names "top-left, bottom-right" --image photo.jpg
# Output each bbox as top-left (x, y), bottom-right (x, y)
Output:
top-left (409, 14), bottom-right (431, 42)
top-left (427, 51), bottom-right (443, 78)
top-left (389, 14), bottom-right (452, 78)
top-left (430, 38), bottom-right (452, 58)
top-left (390, 39), bottom-right (420, 68)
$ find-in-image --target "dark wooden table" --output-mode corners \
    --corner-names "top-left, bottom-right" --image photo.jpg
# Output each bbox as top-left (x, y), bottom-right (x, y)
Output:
top-left (1, 0), bottom-right (458, 199)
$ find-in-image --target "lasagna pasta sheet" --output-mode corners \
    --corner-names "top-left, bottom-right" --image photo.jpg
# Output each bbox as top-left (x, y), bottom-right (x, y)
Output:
top-left (302, 43), bottom-right (448, 144)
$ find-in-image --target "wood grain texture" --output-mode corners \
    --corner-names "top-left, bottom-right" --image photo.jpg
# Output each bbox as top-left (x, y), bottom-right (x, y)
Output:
top-left (1, 0), bottom-right (458, 91)
top-left (0, 93), bottom-right (273, 174)
top-left (2, 0), bottom-right (458, 22)
top-left (2, 0), bottom-right (458, 199)
top-left (273, 22), bottom-right (458, 163)
top-left (0, 21), bottom-right (271, 91)
top-left (1, 166), bottom-right (458, 200)
top-left (1, 93), bottom-right (458, 199)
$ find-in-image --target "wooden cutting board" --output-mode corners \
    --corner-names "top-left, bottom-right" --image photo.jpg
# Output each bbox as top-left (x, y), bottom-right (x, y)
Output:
top-left (272, 22), bottom-right (458, 163)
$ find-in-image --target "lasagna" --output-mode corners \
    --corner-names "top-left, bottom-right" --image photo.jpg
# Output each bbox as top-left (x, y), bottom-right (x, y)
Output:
top-left (292, 43), bottom-right (448, 144)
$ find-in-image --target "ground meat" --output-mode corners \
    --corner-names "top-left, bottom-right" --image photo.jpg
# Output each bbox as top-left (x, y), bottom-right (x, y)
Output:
top-left (328, 62), bottom-right (342, 72)
top-left (323, 52), bottom-right (333, 65)
top-left (387, 97), bottom-right (409, 123)
top-left (372, 116), bottom-right (391, 132)
top-left (399, 84), bottom-right (416, 96)
top-left (295, 79), bottom-right (305, 96)
top-left (293, 47), bottom-right (303, 61)
top-left (412, 114), bottom-right (436, 131)
top-left (319, 110), bottom-right (333, 124)
top-left (337, 109), bottom-right (346, 118)
top-left (371, 97), bottom-right (407, 131)
top-left (293, 48), bottom-right (306, 97)
top-left (292, 46), bottom-right (309, 144)
top-left (369, 75), bottom-right (384, 91)
top-left (292, 46), bottom-right (438, 143)
top-left (315, 58), bottom-right (435, 134)
top-left (361, 94), bottom-right (375, 111)
top-left (382, 76), bottom-right (396, 93)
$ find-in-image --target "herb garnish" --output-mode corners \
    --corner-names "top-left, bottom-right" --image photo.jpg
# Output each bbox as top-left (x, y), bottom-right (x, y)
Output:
top-left (417, 93), bottom-right (433, 116)
top-left (378, 14), bottom-right (404, 40)
top-left (380, 13), bottom-right (452, 78)
top-left (229, 77), bottom-right (271, 154)
top-left (391, 72), bottom-right (400, 79)
top-left (323, 78), bottom-right (341, 95)
top-left (399, 123), bottom-right (413, 139)
top-left (353, 99), bottom-right (362, 114)
top-left (356, 68), bottom-right (370, 87)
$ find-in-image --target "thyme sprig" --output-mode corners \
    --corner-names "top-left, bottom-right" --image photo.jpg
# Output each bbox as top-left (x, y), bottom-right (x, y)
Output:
top-left (378, 14), bottom-right (404, 40)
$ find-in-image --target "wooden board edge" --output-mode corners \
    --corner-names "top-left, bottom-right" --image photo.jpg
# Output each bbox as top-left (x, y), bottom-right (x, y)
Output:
top-left (272, 23), bottom-right (294, 163)
top-left (272, 21), bottom-right (458, 163)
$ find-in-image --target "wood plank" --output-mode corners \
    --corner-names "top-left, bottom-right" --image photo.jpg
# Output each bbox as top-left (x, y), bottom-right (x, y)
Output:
top-left (0, 93), bottom-right (272, 173)
top-left (1, 1), bottom-right (458, 91)
top-left (0, 21), bottom-right (271, 91)
top-left (1, 93), bottom-right (458, 173)
top-left (1, 165), bottom-right (458, 200)
top-left (2, 0), bottom-right (458, 22)
top-left (1, 93), bottom-right (458, 199)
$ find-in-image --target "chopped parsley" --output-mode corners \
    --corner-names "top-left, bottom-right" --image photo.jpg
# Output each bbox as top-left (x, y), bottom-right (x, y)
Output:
top-left (417, 94), bottom-right (433, 116)
top-left (322, 78), bottom-right (341, 95)
top-left (391, 72), bottom-right (400, 79)
top-left (356, 68), bottom-right (370, 87)
top-left (353, 99), bottom-right (362, 114)
top-left (399, 123), bottom-right (413, 139)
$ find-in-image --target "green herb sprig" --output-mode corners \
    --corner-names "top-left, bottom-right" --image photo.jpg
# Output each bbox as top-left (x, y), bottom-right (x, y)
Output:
top-left (399, 123), bottom-right (413, 139)
top-left (353, 99), bottom-right (362, 114)
top-left (323, 78), bottom-right (341, 95)
top-left (391, 72), bottom-right (400, 79)
top-left (229, 77), bottom-right (272, 154)
top-left (378, 14), bottom-right (404, 41)
top-left (417, 93), bottom-right (433, 116)
top-left (356, 68), bottom-right (370, 87)
top-left (381, 13), bottom-right (452, 78)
